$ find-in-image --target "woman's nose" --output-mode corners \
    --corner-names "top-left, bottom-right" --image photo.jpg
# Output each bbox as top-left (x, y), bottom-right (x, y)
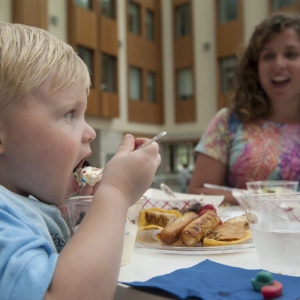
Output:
top-left (274, 54), bottom-right (286, 68)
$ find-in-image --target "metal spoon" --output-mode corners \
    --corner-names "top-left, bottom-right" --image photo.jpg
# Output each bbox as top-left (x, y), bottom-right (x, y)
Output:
top-left (135, 131), bottom-right (167, 150)
top-left (160, 183), bottom-right (177, 201)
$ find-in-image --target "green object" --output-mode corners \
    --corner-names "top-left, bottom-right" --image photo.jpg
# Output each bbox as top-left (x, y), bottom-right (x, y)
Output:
top-left (251, 271), bottom-right (273, 292)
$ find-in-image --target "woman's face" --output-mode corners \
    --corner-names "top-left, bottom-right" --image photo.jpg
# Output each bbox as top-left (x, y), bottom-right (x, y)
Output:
top-left (258, 28), bottom-right (300, 105)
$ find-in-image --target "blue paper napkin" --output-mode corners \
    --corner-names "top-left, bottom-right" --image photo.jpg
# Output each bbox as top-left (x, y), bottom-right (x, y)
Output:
top-left (121, 259), bottom-right (300, 299)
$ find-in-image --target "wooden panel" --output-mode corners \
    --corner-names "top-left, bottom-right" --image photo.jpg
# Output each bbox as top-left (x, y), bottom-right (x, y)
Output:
top-left (128, 100), bottom-right (163, 124)
top-left (174, 36), bottom-right (193, 68)
top-left (173, 0), bottom-right (189, 6)
top-left (86, 88), bottom-right (101, 116)
top-left (74, 7), bottom-right (98, 48)
top-left (99, 5), bottom-right (119, 117)
top-left (175, 99), bottom-right (196, 123)
top-left (100, 18), bottom-right (118, 55)
top-left (68, 0), bottom-right (120, 118)
top-left (13, 0), bottom-right (47, 29)
top-left (173, 0), bottom-right (195, 123)
top-left (216, 19), bottom-right (243, 57)
top-left (100, 92), bottom-right (119, 118)
top-left (128, 33), bottom-right (160, 68)
top-left (215, 0), bottom-right (243, 109)
top-left (127, 0), bottom-right (164, 124)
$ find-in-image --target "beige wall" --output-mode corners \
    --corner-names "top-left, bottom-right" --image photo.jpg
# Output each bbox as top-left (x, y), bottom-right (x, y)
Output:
top-left (243, 0), bottom-right (268, 44)
top-left (0, 0), bottom-right (11, 22)
top-left (48, 0), bottom-right (67, 42)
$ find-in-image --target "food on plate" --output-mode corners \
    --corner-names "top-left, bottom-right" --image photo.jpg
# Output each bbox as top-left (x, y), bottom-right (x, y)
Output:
top-left (74, 166), bottom-right (103, 186)
top-left (137, 200), bottom-right (251, 247)
top-left (181, 203), bottom-right (217, 216)
top-left (160, 212), bottom-right (198, 244)
top-left (225, 215), bottom-right (249, 229)
top-left (138, 208), bottom-right (182, 231)
top-left (203, 222), bottom-right (252, 246)
top-left (180, 211), bottom-right (221, 246)
top-left (197, 204), bottom-right (217, 216)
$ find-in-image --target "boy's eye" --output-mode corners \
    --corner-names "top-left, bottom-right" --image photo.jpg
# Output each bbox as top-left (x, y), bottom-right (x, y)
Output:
top-left (65, 111), bottom-right (75, 121)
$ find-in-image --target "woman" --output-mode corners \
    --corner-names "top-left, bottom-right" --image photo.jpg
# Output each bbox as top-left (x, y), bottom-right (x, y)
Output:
top-left (189, 13), bottom-right (300, 204)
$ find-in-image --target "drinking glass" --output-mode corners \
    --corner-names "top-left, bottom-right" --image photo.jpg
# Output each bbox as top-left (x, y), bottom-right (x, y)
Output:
top-left (242, 192), bottom-right (300, 276)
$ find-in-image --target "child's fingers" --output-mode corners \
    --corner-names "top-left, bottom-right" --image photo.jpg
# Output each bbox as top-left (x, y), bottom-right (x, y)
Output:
top-left (116, 134), bottom-right (135, 154)
top-left (79, 184), bottom-right (94, 196)
top-left (134, 138), bottom-right (148, 149)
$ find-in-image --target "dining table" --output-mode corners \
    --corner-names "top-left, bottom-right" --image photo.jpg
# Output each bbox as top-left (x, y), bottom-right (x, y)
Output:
top-left (114, 244), bottom-right (260, 299)
top-left (114, 187), bottom-right (261, 299)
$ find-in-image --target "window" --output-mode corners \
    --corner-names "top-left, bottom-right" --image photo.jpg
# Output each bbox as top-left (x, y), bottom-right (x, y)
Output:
top-left (147, 71), bottom-right (156, 102)
top-left (220, 56), bottom-right (237, 94)
top-left (218, 0), bottom-right (238, 24)
top-left (100, 0), bottom-right (115, 18)
top-left (177, 67), bottom-right (193, 100)
top-left (176, 143), bottom-right (194, 169)
top-left (128, 1), bottom-right (141, 34)
top-left (271, 0), bottom-right (295, 10)
top-left (146, 10), bottom-right (154, 40)
top-left (129, 66), bottom-right (142, 100)
top-left (175, 3), bottom-right (190, 38)
top-left (74, 0), bottom-right (92, 10)
top-left (77, 46), bottom-right (94, 86)
top-left (101, 54), bottom-right (116, 92)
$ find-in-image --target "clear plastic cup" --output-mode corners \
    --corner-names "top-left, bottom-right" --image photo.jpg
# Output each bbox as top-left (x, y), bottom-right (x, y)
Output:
top-left (246, 180), bottom-right (298, 194)
top-left (66, 196), bottom-right (140, 266)
top-left (242, 192), bottom-right (300, 276)
top-left (66, 196), bottom-right (93, 233)
top-left (120, 219), bottom-right (138, 266)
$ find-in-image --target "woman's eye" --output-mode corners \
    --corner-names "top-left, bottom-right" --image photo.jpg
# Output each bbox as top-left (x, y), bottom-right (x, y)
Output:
top-left (261, 52), bottom-right (274, 61)
top-left (285, 51), bottom-right (299, 59)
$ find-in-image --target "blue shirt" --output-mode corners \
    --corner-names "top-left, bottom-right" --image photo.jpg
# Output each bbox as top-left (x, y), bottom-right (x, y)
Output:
top-left (0, 185), bottom-right (70, 300)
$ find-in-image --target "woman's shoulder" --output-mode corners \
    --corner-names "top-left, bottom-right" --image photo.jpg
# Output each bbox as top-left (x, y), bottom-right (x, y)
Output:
top-left (214, 107), bottom-right (238, 120)
top-left (211, 107), bottom-right (240, 128)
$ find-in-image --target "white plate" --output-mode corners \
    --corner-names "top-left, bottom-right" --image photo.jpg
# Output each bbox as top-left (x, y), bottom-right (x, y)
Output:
top-left (135, 239), bottom-right (254, 255)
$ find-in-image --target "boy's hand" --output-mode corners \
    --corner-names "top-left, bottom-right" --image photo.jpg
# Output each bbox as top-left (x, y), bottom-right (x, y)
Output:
top-left (96, 134), bottom-right (161, 205)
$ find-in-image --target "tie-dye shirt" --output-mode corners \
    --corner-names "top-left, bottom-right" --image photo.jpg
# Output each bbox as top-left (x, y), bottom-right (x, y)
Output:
top-left (195, 108), bottom-right (300, 189)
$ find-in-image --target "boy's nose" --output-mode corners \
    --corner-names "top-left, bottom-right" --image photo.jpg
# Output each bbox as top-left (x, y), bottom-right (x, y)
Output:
top-left (84, 122), bottom-right (96, 143)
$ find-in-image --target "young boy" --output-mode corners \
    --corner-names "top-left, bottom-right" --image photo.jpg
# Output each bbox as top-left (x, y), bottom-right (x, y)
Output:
top-left (0, 22), bottom-right (161, 300)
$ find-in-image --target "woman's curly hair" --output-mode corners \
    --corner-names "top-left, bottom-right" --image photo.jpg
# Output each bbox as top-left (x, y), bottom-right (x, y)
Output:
top-left (231, 13), bottom-right (300, 122)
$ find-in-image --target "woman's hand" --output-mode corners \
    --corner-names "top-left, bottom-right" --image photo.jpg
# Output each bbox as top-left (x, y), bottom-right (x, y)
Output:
top-left (189, 153), bottom-right (238, 205)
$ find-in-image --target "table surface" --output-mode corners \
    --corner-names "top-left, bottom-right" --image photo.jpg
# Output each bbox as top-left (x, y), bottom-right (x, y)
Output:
top-left (114, 198), bottom-right (258, 299)
top-left (114, 244), bottom-right (260, 299)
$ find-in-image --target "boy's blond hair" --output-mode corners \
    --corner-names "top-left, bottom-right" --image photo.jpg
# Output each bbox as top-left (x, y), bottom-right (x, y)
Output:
top-left (0, 22), bottom-right (90, 111)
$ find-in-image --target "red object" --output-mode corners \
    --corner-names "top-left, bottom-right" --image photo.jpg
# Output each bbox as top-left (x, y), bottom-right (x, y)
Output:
top-left (261, 280), bottom-right (283, 299)
top-left (198, 204), bottom-right (217, 216)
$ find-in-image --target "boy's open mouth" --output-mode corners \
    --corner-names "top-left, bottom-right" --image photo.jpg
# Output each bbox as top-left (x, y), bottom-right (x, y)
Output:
top-left (73, 160), bottom-right (90, 173)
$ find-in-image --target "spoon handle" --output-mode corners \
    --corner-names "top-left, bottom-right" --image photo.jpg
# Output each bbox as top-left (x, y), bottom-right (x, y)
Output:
top-left (135, 131), bottom-right (167, 150)
top-left (160, 183), bottom-right (177, 201)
